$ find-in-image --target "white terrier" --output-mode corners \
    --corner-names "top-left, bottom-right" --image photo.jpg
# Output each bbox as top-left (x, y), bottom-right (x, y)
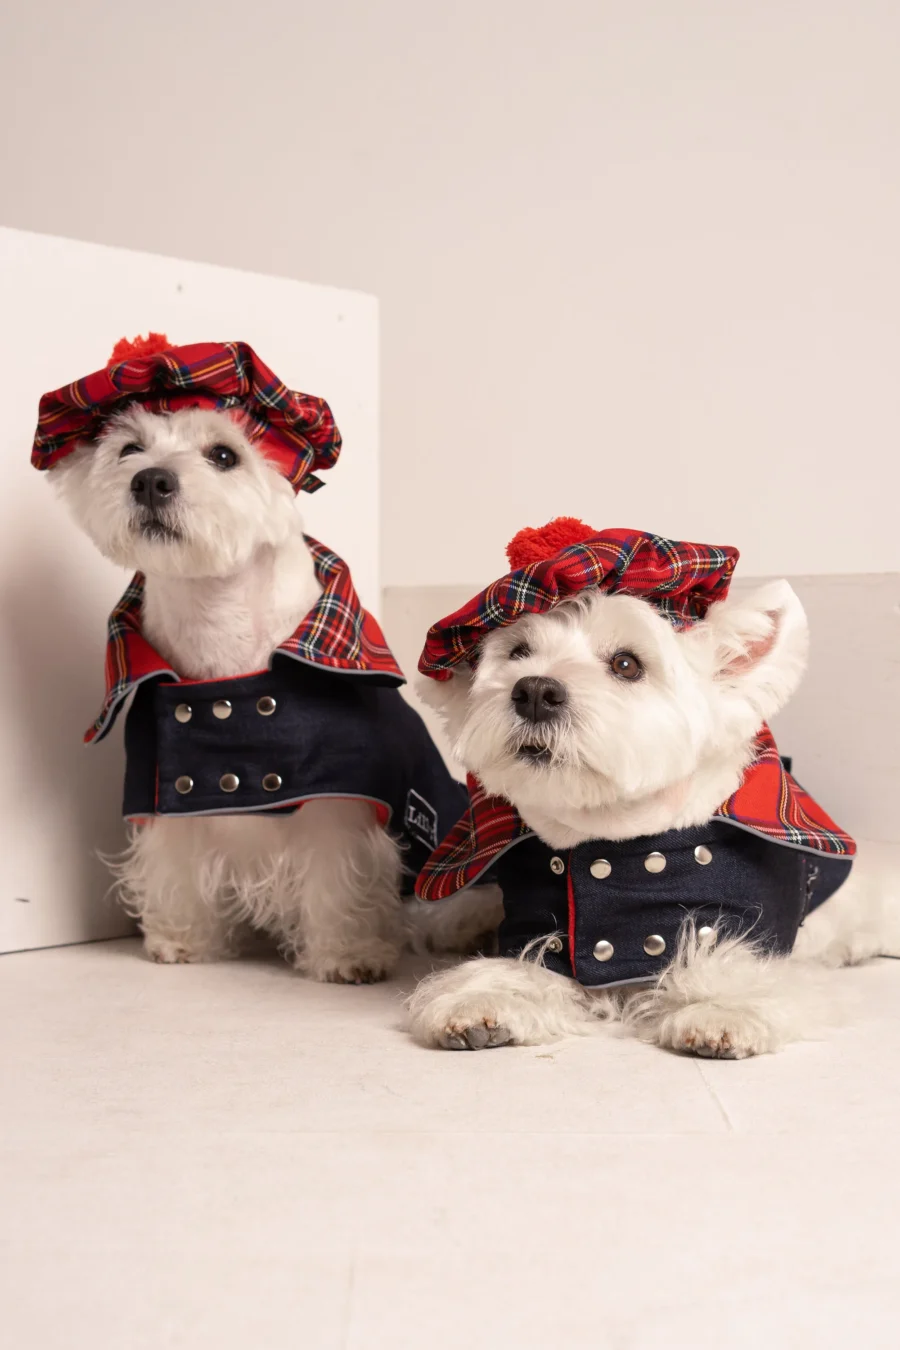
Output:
top-left (408, 521), bottom-right (899, 1056)
top-left (35, 337), bottom-right (495, 979)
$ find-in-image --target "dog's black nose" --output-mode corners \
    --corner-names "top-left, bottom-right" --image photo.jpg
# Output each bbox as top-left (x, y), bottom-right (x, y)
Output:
top-left (130, 467), bottom-right (179, 510)
top-left (511, 675), bottom-right (568, 723)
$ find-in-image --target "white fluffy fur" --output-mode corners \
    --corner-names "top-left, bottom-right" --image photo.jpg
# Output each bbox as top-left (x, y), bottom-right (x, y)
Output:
top-left (407, 945), bottom-right (615, 1049)
top-left (55, 407), bottom-right (491, 977)
top-left (408, 583), bottom-right (899, 1053)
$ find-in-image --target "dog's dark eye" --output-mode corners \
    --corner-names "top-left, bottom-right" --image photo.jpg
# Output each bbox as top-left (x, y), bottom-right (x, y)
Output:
top-left (208, 444), bottom-right (239, 471)
top-left (610, 651), bottom-right (644, 681)
top-left (509, 642), bottom-right (531, 660)
top-left (119, 442), bottom-right (143, 459)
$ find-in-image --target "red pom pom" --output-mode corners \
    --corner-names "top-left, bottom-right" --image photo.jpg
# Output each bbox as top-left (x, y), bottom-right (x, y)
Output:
top-left (106, 333), bottom-right (172, 368)
top-left (506, 517), bottom-right (597, 570)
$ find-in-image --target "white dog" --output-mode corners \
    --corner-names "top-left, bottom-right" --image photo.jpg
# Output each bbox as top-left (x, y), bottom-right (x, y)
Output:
top-left (408, 553), bottom-right (899, 1056)
top-left (45, 374), bottom-right (496, 979)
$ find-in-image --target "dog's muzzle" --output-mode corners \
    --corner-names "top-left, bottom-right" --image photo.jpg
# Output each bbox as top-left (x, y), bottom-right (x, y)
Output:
top-left (130, 466), bottom-right (182, 540)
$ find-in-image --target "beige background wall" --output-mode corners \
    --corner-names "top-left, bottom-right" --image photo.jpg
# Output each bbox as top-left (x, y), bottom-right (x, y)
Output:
top-left (2, 1), bottom-right (899, 587)
top-left (1, 3), bottom-right (897, 850)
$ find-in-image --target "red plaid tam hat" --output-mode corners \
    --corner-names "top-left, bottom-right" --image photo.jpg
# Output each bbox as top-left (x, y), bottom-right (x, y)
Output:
top-left (418, 518), bottom-right (740, 679)
top-left (31, 334), bottom-right (341, 493)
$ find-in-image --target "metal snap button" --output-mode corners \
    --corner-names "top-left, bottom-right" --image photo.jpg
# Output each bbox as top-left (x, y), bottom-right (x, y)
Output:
top-left (175, 776), bottom-right (194, 794)
top-left (592, 940), bottom-right (614, 962)
top-left (549, 856), bottom-right (565, 875)
top-left (262, 773), bottom-right (282, 792)
top-left (644, 852), bottom-right (667, 874)
top-left (219, 773), bottom-right (240, 792)
top-left (174, 704), bottom-right (192, 724)
top-left (697, 925), bottom-right (715, 942)
top-left (257, 696), bottom-right (277, 716)
top-left (589, 858), bottom-right (611, 879)
top-left (212, 700), bottom-right (232, 720)
top-left (546, 936), bottom-right (563, 953)
top-left (643, 934), bottom-right (666, 957)
top-left (694, 845), bottom-right (713, 866)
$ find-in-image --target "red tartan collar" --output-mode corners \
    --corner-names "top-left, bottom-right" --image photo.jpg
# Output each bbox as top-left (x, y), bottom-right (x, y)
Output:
top-left (415, 725), bottom-right (856, 900)
top-left (87, 535), bottom-right (404, 743)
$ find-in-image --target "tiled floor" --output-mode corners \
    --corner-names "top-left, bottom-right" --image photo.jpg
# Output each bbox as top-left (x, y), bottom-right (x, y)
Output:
top-left (3, 937), bottom-right (900, 1349)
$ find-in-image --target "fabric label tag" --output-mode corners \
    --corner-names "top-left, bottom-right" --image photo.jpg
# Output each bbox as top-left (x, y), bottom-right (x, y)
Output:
top-left (405, 789), bottom-right (439, 849)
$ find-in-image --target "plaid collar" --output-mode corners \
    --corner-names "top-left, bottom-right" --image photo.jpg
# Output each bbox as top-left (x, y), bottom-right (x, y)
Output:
top-left (87, 535), bottom-right (403, 743)
top-left (419, 529), bottom-right (739, 680)
top-left (415, 725), bottom-right (856, 901)
top-left (33, 340), bottom-right (340, 494)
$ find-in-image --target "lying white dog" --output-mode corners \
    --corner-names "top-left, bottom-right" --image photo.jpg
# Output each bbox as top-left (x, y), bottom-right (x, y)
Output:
top-left (408, 518), bottom-right (899, 1057)
top-left (33, 335), bottom-right (494, 979)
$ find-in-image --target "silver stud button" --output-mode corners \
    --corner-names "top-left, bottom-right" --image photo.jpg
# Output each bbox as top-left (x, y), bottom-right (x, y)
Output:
top-left (175, 775), bottom-right (194, 795)
top-left (694, 845), bottom-right (713, 866)
top-left (262, 773), bottom-right (282, 792)
top-left (550, 856), bottom-right (565, 875)
top-left (593, 940), bottom-right (614, 962)
top-left (219, 773), bottom-right (240, 793)
top-left (590, 858), bottom-right (612, 880)
top-left (644, 851), bottom-right (667, 874)
top-left (174, 703), bottom-right (192, 724)
top-left (257, 696), bottom-right (277, 716)
top-left (643, 934), bottom-right (666, 957)
top-left (546, 936), bottom-right (563, 953)
top-left (213, 700), bottom-right (232, 720)
top-left (697, 925), bottom-right (715, 942)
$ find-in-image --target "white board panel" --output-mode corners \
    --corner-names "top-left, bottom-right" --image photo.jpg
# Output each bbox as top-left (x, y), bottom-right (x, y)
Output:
top-left (0, 227), bottom-right (379, 953)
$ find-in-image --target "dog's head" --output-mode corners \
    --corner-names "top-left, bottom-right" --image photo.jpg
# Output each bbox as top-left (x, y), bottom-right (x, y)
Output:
top-left (422, 582), bottom-right (809, 841)
top-left (51, 406), bottom-right (300, 578)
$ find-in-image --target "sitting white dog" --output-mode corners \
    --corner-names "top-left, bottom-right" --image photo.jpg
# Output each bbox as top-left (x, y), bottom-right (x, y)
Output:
top-left (408, 518), bottom-right (898, 1057)
top-left (32, 335), bottom-right (494, 979)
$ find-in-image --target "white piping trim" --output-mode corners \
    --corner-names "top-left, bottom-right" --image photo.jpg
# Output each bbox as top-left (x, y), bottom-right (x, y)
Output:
top-left (126, 791), bottom-right (396, 824)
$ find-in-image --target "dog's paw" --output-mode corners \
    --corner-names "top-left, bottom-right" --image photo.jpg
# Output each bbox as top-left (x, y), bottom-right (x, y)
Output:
top-left (438, 1017), bottom-right (512, 1051)
top-left (654, 1004), bottom-right (774, 1060)
top-left (143, 933), bottom-right (232, 964)
top-left (323, 961), bottom-right (389, 985)
top-left (423, 990), bottom-right (524, 1050)
top-left (305, 940), bottom-right (401, 985)
top-left (406, 958), bottom-right (599, 1050)
top-left (412, 983), bottom-right (568, 1050)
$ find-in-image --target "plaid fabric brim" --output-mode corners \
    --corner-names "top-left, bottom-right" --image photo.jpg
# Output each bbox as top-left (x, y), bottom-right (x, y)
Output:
top-left (416, 726), bottom-right (855, 901)
top-left (87, 534), bottom-right (404, 743)
top-left (716, 726), bottom-right (856, 854)
top-left (33, 341), bottom-right (341, 494)
top-left (419, 528), bottom-right (739, 679)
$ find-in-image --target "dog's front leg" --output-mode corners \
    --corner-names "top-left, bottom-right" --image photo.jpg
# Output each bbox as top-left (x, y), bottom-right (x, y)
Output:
top-left (116, 819), bottom-right (242, 963)
top-left (287, 800), bottom-right (404, 984)
top-left (407, 954), bottom-right (609, 1049)
top-left (621, 926), bottom-right (830, 1059)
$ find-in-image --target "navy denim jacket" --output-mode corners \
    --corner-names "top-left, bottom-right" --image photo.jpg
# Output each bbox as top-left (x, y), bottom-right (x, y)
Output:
top-left (121, 657), bottom-right (468, 893)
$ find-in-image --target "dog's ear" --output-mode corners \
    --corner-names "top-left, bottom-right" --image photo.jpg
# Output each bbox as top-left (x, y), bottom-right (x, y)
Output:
top-left (700, 580), bottom-right (809, 723)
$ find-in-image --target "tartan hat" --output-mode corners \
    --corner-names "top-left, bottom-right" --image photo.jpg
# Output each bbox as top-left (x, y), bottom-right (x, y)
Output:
top-left (418, 518), bottom-right (740, 679)
top-left (31, 333), bottom-right (341, 494)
